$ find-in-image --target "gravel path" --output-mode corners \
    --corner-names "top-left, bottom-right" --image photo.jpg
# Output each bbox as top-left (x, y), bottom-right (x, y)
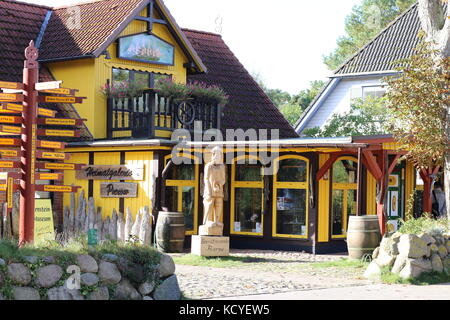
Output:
top-left (172, 250), bottom-right (373, 300)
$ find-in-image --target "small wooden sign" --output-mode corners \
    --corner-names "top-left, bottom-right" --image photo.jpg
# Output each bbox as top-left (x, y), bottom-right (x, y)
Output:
top-left (41, 88), bottom-right (78, 95)
top-left (0, 93), bottom-right (24, 102)
top-left (100, 182), bottom-right (138, 198)
top-left (37, 129), bottom-right (81, 138)
top-left (38, 107), bottom-right (57, 118)
top-left (0, 81), bottom-right (24, 90)
top-left (0, 183), bottom-right (19, 192)
top-left (37, 140), bottom-right (66, 150)
top-left (76, 165), bottom-right (145, 181)
top-left (0, 138), bottom-right (21, 146)
top-left (37, 96), bottom-right (85, 104)
top-left (36, 162), bottom-right (84, 171)
top-left (35, 81), bottom-right (62, 91)
top-left (7, 176), bottom-right (13, 209)
top-left (0, 116), bottom-right (23, 124)
top-left (35, 173), bottom-right (63, 181)
top-left (36, 150), bottom-right (70, 160)
top-left (0, 172), bottom-right (22, 180)
top-left (35, 185), bottom-right (80, 193)
top-left (0, 125), bottom-right (24, 135)
top-left (0, 160), bottom-right (21, 168)
top-left (37, 118), bottom-right (84, 126)
top-left (0, 149), bottom-right (22, 157)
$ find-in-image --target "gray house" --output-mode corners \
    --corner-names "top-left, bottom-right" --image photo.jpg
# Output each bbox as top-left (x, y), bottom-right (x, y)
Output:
top-left (295, 3), bottom-right (421, 134)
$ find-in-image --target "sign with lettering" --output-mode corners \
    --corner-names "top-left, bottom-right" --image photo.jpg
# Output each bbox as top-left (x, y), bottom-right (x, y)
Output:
top-left (0, 138), bottom-right (21, 146)
top-left (34, 199), bottom-right (55, 243)
top-left (37, 96), bottom-right (85, 104)
top-left (76, 165), bottom-right (144, 181)
top-left (0, 149), bottom-right (22, 157)
top-left (0, 81), bottom-right (24, 90)
top-left (0, 161), bottom-right (20, 168)
top-left (100, 182), bottom-right (138, 198)
top-left (35, 185), bottom-right (80, 193)
top-left (36, 162), bottom-right (84, 171)
top-left (40, 88), bottom-right (77, 95)
top-left (191, 236), bottom-right (230, 257)
top-left (38, 107), bottom-right (57, 118)
top-left (37, 140), bottom-right (66, 149)
top-left (0, 125), bottom-right (24, 135)
top-left (0, 93), bottom-right (24, 102)
top-left (36, 150), bottom-right (70, 160)
top-left (0, 116), bottom-right (23, 124)
top-left (37, 129), bottom-right (81, 137)
top-left (34, 81), bottom-right (62, 91)
top-left (35, 173), bottom-right (63, 181)
top-left (0, 103), bottom-right (23, 114)
top-left (37, 118), bottom-right (84, 126)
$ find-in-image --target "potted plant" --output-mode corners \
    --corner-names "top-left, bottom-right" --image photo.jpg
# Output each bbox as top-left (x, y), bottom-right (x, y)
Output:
top-left (188, 80), bottom-right (229, 105)
top-left (154, 78), bottom-right (192, 102)
top-left (101, 80), bottom-right (148, 99)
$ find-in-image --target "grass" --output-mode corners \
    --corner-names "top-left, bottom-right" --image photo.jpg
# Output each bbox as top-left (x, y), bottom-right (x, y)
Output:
top-left (380, 266), bottom-right (450, 285)
top-left (397, 216), bottom-right (449, 236)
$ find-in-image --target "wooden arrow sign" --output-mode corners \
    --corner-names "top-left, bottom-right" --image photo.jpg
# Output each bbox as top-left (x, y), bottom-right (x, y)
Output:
top-left (38, 96), bottom-right (85, 104)
top-left (0, 183), bottom-right (19, 192)
top-left (0, 160), bottom-right (21, 168)
top-left (0, 125), bottom-right (24, 135)
top-left (36, 150), bottom-right (70, 160)
top-left (0, 149), bottom-right (22, 157)
top-left (37, 118), bottom-right (85, 126)
top-left (35, 185), bottom-right (80, 193)
top-left (36, 162), bottom-right (84, 171)
top-left (41, 88), bottom-right (78, 96)
top-left (37, 129), bottom-right (81, 138)
top-left (0, 172), bottom-right (22, 180)
top-left (37, 140), bottom-right (66, 150)
top-left (0, 103), bottom-right (23, 114)
top-left (38, 107), bottom-right (57, 118)
top-left (0, 93), bottom-right (24, 102)
top-left (35, 173), bottom-right (63, 181)
top-left (35, 81), bottom-right (62, 91)
top-left (0, 138), bottom-right (21, 146)
top-left (0, 116), bottom-right (23, 124)
top-left (0, 81), bottom-right (24, 90)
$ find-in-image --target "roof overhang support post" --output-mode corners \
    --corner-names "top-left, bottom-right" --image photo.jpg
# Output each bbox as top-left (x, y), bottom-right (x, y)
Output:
top-left (356, 148), bottom-right (364, 216)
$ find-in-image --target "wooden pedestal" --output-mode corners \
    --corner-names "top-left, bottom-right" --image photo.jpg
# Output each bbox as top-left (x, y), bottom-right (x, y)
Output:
top-left (191, 235), bottom-right (230, 257)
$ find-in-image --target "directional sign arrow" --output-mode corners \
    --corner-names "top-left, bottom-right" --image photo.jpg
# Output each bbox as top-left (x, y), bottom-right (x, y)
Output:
top-left (0, 183), bottom-right (19, 192)
top-left (0, 149), bottom-right (22, 158)
top-left (0, 103), bottom-right (23, 114)
top-left (35, 81), bottom-right (62, 91)
top-left (0, 81), bottom-right (24, 90)
top-left (36, 150), bottom-right (70, 160)
top-left (41, 88), bottom-right (79, 95)
top-left (37, 96), bottom-right (86, 104)
top-left (37, 140), bottom-right (67, 150)
top-left (37, 129), bottom-right (81, 138)
top-left (0, 116), bottom-right (23, 124)
top-left (35, 185), bottom-right (80, 193)
top-left (0, 138), bottom-right (21, 146)
top-left (37, 118), bottom-right (85, 126)
top-left (0, 93), bottom-right (24, 102)
top-left (36, 162), bottom-right (84, 171)
top-left (0, 160), bottom-right (21, 169)
top-left (35, 173), bottom-right (63, 181)
top-left (0, 125), bottom-right (24, 135)
top-left (38, 107), bottom-right (57, 118)
top-left (0, 172), bottom-right (22, 180)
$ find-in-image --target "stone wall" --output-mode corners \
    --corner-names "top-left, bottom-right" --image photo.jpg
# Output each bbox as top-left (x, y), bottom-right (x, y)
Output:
top-left (364, 232), bottom-right (450, 280)
top-left (0, 252), bottom-right (181, 300)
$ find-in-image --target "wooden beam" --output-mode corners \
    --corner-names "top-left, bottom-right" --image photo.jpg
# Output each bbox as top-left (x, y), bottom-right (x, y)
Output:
top-left (388, 154), bottom-right (402, 176)
top-left (356, 148), bottom-right (364, 216)
top-left (316, 153), bottom-right (340, 182)
top-left (363, 150), bottom-right (383, 181)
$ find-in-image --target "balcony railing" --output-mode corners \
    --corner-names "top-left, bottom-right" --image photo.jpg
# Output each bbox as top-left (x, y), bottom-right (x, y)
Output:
top-left (106, 89), bottom-right (222, 139)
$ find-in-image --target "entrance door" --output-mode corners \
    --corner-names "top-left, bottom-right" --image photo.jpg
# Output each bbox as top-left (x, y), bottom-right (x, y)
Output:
top-left (387, 170), bottom-right (404, 232)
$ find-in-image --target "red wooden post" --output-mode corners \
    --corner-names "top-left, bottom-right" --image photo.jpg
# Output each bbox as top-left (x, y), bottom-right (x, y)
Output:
top-left (19, 41), bottom-right (39, 246)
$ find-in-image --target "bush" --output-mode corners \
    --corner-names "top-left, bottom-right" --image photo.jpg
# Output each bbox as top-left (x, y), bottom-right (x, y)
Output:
top-left (397, 216), bottom-right (449, 237)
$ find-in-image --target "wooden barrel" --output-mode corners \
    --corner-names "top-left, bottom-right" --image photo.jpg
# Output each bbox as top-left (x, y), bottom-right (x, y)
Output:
top-left (346, 215), bottom-right (381, 260)
top-left (155, 212), bottom-right (186, 253)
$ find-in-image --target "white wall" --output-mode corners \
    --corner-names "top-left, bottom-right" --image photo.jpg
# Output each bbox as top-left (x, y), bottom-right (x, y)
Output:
top-left (302, 75), bottom-right (383, 131)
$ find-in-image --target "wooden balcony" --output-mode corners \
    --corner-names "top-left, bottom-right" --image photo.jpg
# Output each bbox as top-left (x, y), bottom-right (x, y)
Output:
top-left (106, 89), bottom-right (222, 139)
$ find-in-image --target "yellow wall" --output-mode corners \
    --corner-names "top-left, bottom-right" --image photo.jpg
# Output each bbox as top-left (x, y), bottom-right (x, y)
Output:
top-left (404, 160), bottom-right (415, 220)
top-left (47, 6), bottom-right (189, 140)
top-left (366, 172), bottom-right (377, 215)
top-left (318, 154), bottom-right (330, 242)
top-left (63, 152), bottom-right (90, 210)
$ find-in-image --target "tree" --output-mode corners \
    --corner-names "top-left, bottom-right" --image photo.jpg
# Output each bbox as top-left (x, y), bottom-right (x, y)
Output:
top-left (324, 0), bottom-right (416, 70)
top-left (415, 0), bottom-right (450, 218)
top-left (291, 80), bottom-right (326, 113)
top-left (302, 96), bottom-right (390, 137)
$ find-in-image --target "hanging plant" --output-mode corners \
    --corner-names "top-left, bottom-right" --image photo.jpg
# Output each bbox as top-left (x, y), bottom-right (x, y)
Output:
top-left (101, 80), bottom-right (148, 99)
top-left (188, 81), bottom-right (229, 105)
top-left (154, 78), bottom-right (192, 102)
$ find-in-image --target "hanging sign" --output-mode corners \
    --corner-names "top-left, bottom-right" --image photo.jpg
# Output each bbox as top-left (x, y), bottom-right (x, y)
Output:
top-left (34, 199), bottom-right (55, 243)
top-left (76, 165), bottom-right (145, 181)
top-left (0, 93), bottom-right (24, 102)
top-left (0, 81), bottom-right (24, 90)
top-left (34, 81), bottom-right (62, 91)
top-left (37, 96), bottom-right (85, 104)
top-left (100, 182), bottom-right (138, 198)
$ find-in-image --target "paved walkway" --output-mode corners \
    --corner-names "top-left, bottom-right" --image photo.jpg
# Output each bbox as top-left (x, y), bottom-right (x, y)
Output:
top-left (210, 283), bottom-right (450, 300)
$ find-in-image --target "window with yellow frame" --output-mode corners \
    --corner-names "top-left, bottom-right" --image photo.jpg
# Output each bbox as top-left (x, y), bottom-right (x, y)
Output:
top-left (230, 156), bottom-right (264, 236)
top-left (272, 156), bottom-right (309, 239)
top-left (164, 155), bottom-right (199, 235)
top-left (331, 156), bottom-right (358, 239)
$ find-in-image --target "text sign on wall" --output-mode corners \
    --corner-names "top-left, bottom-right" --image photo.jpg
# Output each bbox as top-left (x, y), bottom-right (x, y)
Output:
top-left (76, 165), bottom-right (144, 181)
top-left (100, 182), bottom-right (138, 198)
top-left (118, 33), bottom-right (175, 66)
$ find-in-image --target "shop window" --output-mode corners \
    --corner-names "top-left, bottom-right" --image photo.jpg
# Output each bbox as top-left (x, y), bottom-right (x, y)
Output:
top-left (331, 157), bottom-right (358, 238)
top-left (164, 156), bottom-right (198, 235)
top-left (273, 156), bottom-right (309, 238)
top-left (231, 157), bottom-right (264, 235)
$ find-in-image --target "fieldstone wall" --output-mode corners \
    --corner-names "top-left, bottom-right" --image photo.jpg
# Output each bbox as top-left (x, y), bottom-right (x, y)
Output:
top-left (0, 252), bottom-right (181, 300)
top-left (364, 232), bottom-right (450, 280)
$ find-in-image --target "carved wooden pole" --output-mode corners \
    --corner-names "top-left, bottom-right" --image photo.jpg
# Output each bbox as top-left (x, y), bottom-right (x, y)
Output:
top-left (19, 41), bottom-right (39, 246)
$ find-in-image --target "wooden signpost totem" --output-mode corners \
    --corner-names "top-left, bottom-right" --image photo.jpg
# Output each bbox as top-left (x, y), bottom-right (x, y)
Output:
top-left (0, 41), bottom-right (86, 245)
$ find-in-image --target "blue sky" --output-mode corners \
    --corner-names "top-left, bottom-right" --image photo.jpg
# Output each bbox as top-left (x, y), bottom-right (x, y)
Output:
top-left (19, 0), bottom-right (362, 94)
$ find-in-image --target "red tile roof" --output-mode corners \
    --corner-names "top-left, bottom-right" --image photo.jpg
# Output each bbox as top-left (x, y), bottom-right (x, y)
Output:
top-left (183, 29), bottom-right (298, 139)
